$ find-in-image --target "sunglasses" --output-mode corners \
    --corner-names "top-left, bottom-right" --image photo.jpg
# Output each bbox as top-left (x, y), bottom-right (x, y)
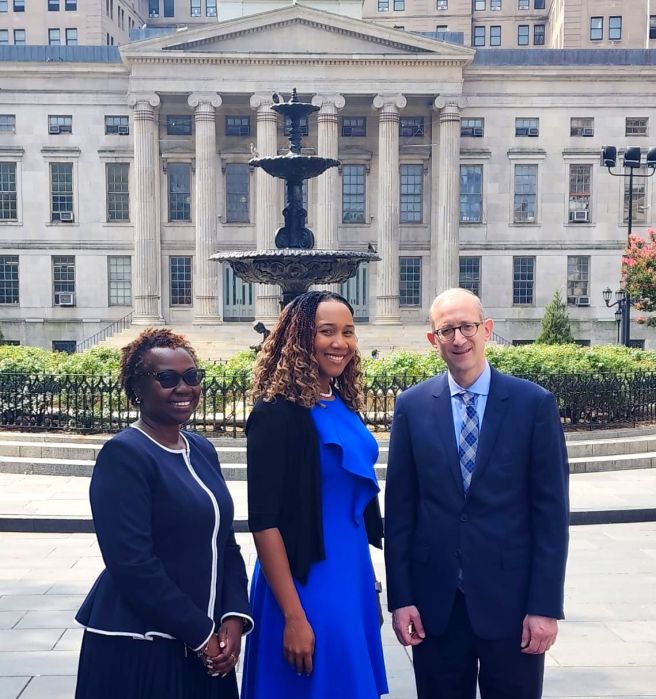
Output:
top-left (140, 368), bottom-right (206, 389)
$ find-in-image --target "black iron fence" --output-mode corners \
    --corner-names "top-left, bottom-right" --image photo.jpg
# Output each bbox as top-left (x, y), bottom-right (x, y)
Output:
top-left (1, 371), bottom-right (655, 435)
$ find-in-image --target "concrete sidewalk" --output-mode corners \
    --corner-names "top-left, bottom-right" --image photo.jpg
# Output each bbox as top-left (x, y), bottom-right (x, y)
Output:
top-left (0, 523), bottom-right (655, 699)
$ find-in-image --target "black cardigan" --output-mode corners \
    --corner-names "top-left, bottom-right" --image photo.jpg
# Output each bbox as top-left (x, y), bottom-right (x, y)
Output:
top-left (245, 395), bottom-right (383, 584)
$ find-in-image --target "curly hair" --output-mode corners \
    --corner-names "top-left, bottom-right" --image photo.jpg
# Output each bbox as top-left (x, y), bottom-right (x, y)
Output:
top-left (251, 291), bottom-right (364, 411)
top-left (119, 327), bottom-right (199, 405)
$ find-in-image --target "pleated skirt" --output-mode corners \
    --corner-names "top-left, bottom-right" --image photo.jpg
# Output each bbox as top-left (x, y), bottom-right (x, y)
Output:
top-left (75, 631), bottom-right (239, 699)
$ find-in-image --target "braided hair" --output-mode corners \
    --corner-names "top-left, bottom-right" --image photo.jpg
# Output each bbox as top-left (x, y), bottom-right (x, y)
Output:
top-left (251, 291), bottom-right (364, 411)
top-left (119, 327), bottom-right (198, 405)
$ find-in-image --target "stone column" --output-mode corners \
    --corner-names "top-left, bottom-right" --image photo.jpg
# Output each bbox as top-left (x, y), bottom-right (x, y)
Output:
top-left (128, 93), bottom-right (164, 325)
top-left (433, 96), bottom-right (463, 295)
top-left (189, 92), bottom-right (222, 325)
top-left (373, 93), bottom-right (406, 324)
top-left (250, 94), bottom-right (280, 322)
top-left (311, 93), bottom-right (345, 251)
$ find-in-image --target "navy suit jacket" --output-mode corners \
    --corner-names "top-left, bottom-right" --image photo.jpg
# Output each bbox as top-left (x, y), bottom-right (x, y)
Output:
top-left (384, 367), bottom-right (569, 640)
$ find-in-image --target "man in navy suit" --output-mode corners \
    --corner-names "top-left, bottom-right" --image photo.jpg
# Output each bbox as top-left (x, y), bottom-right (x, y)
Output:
top-left (385, 288), bottom-right (569, 699)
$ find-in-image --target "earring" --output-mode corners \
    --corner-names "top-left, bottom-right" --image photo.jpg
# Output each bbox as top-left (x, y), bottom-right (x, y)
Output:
top-left (135, 397), bottom-right (141, 405)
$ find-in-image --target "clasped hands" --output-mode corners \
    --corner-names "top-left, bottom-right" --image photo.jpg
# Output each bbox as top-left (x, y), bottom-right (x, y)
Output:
top-left (197, 617), bottom-right (244, 677)
top-left (392, 606), bottom-right (558, 654)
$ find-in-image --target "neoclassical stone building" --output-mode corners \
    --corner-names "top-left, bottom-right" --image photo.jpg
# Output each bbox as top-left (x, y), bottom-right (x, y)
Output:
top-left (0, 4), bottom-right (655, 349)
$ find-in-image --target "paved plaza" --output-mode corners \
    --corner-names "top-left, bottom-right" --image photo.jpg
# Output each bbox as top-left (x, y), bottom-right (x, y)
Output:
top-left (0, 521), bottom-right (654, 699)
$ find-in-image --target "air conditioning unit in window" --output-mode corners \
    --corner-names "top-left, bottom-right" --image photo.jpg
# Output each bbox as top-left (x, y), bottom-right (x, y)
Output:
top-left (571, 210), bottom-right (589, 222)
top-left (461, 127), bottom-right (474, 137)
top-left (472, 127), bottom-right (484, 137)
top-left (527, 127), bottom-right (539, 136)
top-left (516, 127), bottom-right (529, 136)
top-left (59, 124), bottom-right (72, 134)
top-left (575, 296), bottom-right (590, 306)
top-left (343, 126), bottom-right (354, 136)
top-left (117, 125), bottom-right (129, 135)
top-left (48, 124), bottom-right (61, 134)
top-left (581, 128), bottom-right (594, 137)
top-left (56, 292), bottom-right (75, 306)
top-left (58, 211), bottom-right (74, 222)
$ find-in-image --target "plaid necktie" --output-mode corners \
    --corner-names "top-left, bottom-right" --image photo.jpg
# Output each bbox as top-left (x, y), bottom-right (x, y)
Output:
top-left (458, 391), bottom-right (479, 494)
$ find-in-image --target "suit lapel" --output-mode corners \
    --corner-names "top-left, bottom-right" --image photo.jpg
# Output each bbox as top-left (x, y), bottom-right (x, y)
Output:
top-left (469, 367), bottom-right (510, 493)
top-left (431, 375), bottom-right (465, 497)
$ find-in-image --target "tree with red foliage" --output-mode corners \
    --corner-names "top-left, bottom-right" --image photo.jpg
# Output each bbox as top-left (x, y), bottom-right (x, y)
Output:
top-left (623, 229), bottom-right (656, 327)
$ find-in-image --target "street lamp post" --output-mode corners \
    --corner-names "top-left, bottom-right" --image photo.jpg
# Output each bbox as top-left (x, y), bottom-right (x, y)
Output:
top-left (600, 145), bottom-right (656, 346)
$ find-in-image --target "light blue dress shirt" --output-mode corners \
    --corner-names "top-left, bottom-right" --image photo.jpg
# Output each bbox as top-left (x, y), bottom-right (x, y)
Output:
top-left (447, 361), bottom-right (491, 450)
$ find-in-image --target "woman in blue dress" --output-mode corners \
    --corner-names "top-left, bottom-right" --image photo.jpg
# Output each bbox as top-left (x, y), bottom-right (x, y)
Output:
top-left (241, 291), bottom-right (388, 699)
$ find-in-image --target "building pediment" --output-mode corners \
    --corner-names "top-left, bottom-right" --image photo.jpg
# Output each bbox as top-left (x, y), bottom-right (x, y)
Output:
top-left (121, 3), bottom-right (473, 64)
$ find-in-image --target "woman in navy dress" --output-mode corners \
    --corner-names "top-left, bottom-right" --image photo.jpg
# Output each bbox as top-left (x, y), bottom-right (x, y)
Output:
top-left (241, 291), bottom-right (388, 699)
top-left (75, 328), bottom-right (253, 699)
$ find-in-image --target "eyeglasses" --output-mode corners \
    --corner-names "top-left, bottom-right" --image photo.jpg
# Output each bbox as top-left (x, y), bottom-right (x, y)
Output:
top-left (140, 368), bottom-right (206, 389)
top-left (433, 322), bottom-right (483, 343)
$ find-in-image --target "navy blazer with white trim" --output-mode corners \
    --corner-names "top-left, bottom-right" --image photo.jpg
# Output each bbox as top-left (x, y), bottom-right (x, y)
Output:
top-left (76, 427), bottom-right (252, 649)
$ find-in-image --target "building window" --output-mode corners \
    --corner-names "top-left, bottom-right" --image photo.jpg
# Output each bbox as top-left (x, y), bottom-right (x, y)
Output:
top-left (148, 0), bottom-right (159, 16)
top-left (437, 0), bottom-right (447, 8)
top-left (48, 0), bottom-right (60, 9)
top-left (170, 256), bottom-right (192, 306)
top-left (225, 116), bottom-right (250, 137)
top-left (108, 256), bottom-right (131, 306)
top-left (474, 0), bottom-right (485, 10)
top-left (491, 0), bottom-right (501, 8)
top-left (513, 256), bottom-right (534, 305)
top-left (518, 0), bottom-right (528, 8)
top-left (436, 24), bottom-right (448, 33)
top-left (609, 16), bottom-right (622, 40)
top-left (341, 164), bottom-right (366, 224)
top-left (590, 17), bottom-right (603, 41)
top-left (48, 115), bottom-right (72, 134)
top-left (52, 340), bottom-right (76, 353)
top-left (473, 26), bottom-right (485, 46)
top-left (0, 115), bottom-right (15, 133)
top-left (106, 163), bottom-right (129, 222)
top-left (534, 0), bottom-right (544, 8)
top-left (393, 0), bottom-right (405, 10)
top-left (13, 29), bottom-right (25, 44)
top-left (0, 162), bottom-right (17, 220)
top-left (534, 24), bottom-right (545, 45)
top-left (105, 115), bottom-right (129, 135)
top-left (0, 30), bottom-right (7, 44)
top-left (568, 164), bottom-right (592, 223)
top-left (517, 25), bottom-right (529, 45)
top-left (65, 0), bottom-right (77, 9)
top-left (65, 28), bottom-right (77, 45)
top-left (399, 117), bottom-right (424, 138)
top-left (166, 115), bottom-right (192, 136)
top-left (190, 0), bottom-right (201, 16)
top-left (13, 0), bottom-right (25, 11)
top-left (650, 16), bottom-right (656, 40)
top-left (342, 117), bottom-right (366, 137)
top-left (225, 163), bottom-right (250, 223)
top-left (168, 163), bottom-right (191, 222)
top-left (570, 117), bottom-right (594, 137)
top-left (400, 164), bottom-right (423, 223)
top-left (626, 117), bottom-right (648, 137)
top-left (460, 165), bottom-right (483, 223)
top-left (461, 118), bottom-right (484, 137)
top-left (459, 257), bottom-right (481, 297)
top-left (0, 255), bottom-right (18, 304)
top-left (50, 162), bottom-right (73, 222)
top-left (399, 257), bottom-right (421, 307)
top-left (48, 28), bottom-right (61, 45)
top-left (52, 255), bottom-right (75, 305)
top-left (163, 0), bottom-right (174, 16)
top-left (515, 117), bottom-right (538, 136)
top-left (513, 164), bottom-right (537, 223)
top-left (624, 171), bottom-right (648, 224)
top-left (284, 115), bottom-right (309, 137)
top-left (378, 0), bottom-right (389, 10)
top-left (490, 25), bottom-right (501, 45)
top-left (0, 0), bottom-right (7, 10)
top-left (567, 256), bottom-right (590, 305)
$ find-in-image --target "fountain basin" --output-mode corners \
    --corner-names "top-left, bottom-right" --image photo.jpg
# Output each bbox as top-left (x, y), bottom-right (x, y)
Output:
top-left (250, 153), bottom-right (340, 181)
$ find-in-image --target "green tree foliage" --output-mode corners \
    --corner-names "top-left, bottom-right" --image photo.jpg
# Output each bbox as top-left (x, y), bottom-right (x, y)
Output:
top-left (623, 229), bottom-right (656, 327)
top-left (535, 291), bottom-right (575, 345)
